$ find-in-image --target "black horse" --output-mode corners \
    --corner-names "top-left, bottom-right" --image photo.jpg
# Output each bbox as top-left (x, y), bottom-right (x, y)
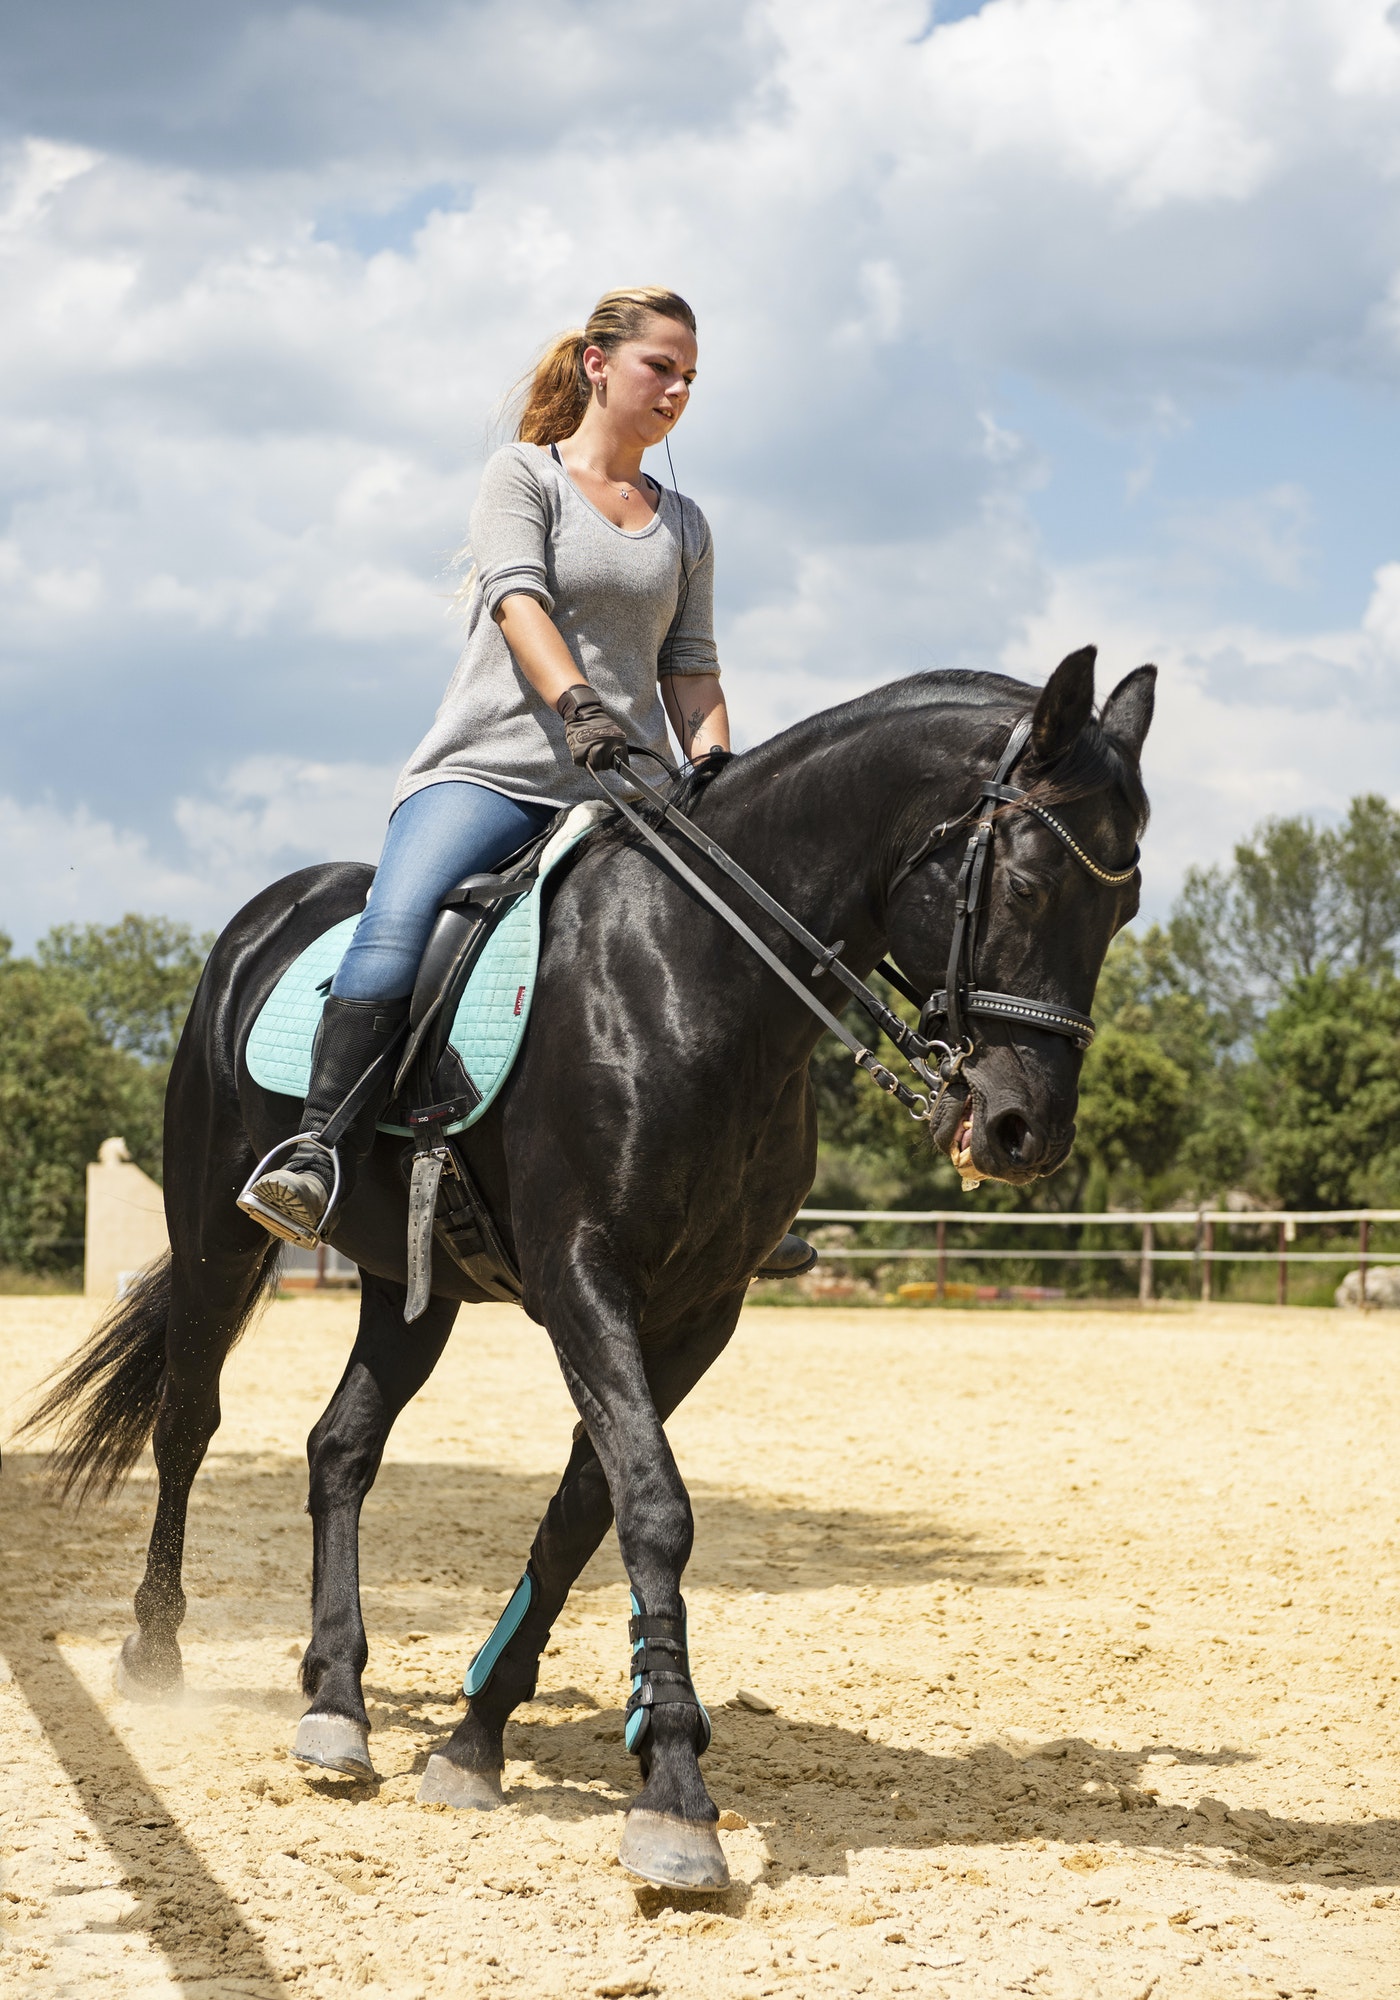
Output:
top-left (29, 648), bottom-right (1153, 1890)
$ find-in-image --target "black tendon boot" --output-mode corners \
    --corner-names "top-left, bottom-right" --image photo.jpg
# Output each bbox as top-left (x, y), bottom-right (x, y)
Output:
top-left (240, 994), bottom-right (410, 1246)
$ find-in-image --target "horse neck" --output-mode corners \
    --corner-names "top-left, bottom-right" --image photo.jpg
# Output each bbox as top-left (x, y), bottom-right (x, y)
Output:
top-left (697, 699), bottom-right (1002, 975)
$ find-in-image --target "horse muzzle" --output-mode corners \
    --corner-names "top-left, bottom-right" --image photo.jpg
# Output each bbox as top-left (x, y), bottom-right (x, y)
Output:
top-left (931, 1079), bottom-right (1073, 1187)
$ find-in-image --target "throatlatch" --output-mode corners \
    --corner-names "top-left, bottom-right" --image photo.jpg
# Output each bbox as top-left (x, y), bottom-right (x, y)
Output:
top-left (624, 1592), bottom-right (711, 1759)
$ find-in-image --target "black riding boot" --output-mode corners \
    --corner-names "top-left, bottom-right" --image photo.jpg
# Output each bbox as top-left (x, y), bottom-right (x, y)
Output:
top-left (754, 1232), bottom-right (818, 1280)
top-left (241, 994), bottom-right (409, 1246)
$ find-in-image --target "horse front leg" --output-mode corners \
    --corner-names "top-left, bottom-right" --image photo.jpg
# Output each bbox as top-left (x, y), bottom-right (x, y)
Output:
top-left (481, 1270), bottom-right (736, 1886)
top-left (293, 1270), bottom-right (457, 1778)
top-left (422, 1295), bottom-right (743, 1821)
top-left (418, 1419), bottom-right (614, 1808)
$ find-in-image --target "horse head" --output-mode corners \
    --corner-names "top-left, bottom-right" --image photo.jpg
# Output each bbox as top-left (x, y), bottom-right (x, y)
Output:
top-left (886, 647), bottom-right (1156, 1186)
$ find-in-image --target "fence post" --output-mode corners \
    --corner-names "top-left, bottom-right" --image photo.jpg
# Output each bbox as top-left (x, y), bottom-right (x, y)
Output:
top-left (1139, 1221), bottom-right (1154, 1305)
top-left (936, 1218), bottom-right (947, 1303)
top-left (1200, 1212), bottom-right (1213, 1304)
top-left (1277, 1220), bottom-right (1288, 1306)
top-left (1359, 1216), bottom-right (1370, 1312)
top-left (315, 1242), bottom-right (327, 1291)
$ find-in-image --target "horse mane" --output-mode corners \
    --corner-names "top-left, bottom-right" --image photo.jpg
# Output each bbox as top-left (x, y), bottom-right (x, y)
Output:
top-left (674, 670), bottom-right (1149, 832)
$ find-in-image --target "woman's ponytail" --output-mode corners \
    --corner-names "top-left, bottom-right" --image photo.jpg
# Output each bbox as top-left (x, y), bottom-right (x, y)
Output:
top-left (516, 329), bottom-right (590, 446)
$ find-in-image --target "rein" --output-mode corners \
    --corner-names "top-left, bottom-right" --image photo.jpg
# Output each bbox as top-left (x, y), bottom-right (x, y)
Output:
top-left (594, 712), bottom-right (1139, 1130)
top-left (597, 752), bottom-right (941, 1115)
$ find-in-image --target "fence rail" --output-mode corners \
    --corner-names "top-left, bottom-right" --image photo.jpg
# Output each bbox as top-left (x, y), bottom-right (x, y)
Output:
top-left (794, 1206), bottom-right (1400, 1306)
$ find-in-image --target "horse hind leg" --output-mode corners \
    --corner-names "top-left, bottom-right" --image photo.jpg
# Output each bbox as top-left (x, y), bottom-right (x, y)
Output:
top-left (18, 1224), bottom-right (277, 1697)
top-left (118, 1242), bottom-right (280, 1696)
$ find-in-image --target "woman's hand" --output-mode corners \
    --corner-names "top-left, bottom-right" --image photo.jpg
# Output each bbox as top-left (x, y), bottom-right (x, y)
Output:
top-left (555, 685), bottom-right (629, 771)
top-left (661, 671), bottom-right (729, 763)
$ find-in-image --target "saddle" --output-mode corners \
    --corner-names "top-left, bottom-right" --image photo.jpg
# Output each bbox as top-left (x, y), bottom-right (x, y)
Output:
top-left (244, 802), bottom-right (605, 1317)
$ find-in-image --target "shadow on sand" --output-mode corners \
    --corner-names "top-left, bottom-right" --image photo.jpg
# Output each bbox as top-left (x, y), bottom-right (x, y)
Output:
top-left (4, 1447), bottom-right (1396, 1972)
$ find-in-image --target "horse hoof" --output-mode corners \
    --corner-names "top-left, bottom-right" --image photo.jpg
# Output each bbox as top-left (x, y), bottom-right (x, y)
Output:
top-left (292, 1713), bottom-right (376, 1778)
top-left (114, 1633), bottom-right (182, 1700)
top-left (618, 1810), bottom-right (730, 1891)
top-left (417, 1753), bottom-right (503, 1811)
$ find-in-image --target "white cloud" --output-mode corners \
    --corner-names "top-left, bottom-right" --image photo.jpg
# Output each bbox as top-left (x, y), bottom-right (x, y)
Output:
top-left (0, 755), bottom-right (396, 949)
top-left (1362, 559), bottom-right (1400, 654)
top-left (0, 795), bottom-right (208, 946)
top-left (172, 755), bottom-right (395, 883)
top-left (1002, 555), bottom-right (1400, 915)
top-left (0, 0), bottom-right (1398, 943)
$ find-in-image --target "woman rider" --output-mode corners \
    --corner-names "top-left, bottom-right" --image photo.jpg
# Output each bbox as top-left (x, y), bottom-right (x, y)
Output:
top-left (243, 285), bottom-right (812, 1277)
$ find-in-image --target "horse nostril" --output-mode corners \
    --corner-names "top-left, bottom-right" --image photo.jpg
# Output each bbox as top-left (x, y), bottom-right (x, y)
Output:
top-left (991, 1110), bottom-right (1036, 1163)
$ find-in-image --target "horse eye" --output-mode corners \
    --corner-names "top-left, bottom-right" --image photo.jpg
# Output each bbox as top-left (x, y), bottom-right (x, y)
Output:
top-left (1008, 875), bottom-right (1035, 902)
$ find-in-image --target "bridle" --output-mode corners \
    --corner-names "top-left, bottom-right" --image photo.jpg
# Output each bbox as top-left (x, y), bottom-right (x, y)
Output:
top-left (890, 712), bottom-right (1139, 1059)
top-left (593, 708), bottom-right (1139, 1137)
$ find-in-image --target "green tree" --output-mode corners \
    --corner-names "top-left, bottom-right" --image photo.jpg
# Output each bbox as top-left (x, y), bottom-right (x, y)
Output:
top-left (1073, 1024), bottom-right (1192, 1208)
top-left (1245, 970), bottom-right (1400, 1209)
top-left (1169, 796), bottom-right (1400, 1025)
top-left (1070, 928), bottom-right (1250, 1206)
top-left (37, 913), bottom-right (213, 1063)
top-left (1333, 793), bottom-right (1400, 974)
top-left (0, 949), bottom-right (159, 1269)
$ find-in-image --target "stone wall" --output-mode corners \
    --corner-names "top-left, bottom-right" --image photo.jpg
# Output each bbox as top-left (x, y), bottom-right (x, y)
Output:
top-left (84, 1137), bottom-right (169, 1301)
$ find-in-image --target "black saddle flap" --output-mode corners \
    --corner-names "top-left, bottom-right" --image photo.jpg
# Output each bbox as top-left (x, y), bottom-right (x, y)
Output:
top-left (411, 905), bottom-right (488, 1033)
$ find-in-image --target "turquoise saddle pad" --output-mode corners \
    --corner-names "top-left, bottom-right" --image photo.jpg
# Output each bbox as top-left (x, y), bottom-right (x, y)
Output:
top-left (244, 805), bottom-right (602, 1137)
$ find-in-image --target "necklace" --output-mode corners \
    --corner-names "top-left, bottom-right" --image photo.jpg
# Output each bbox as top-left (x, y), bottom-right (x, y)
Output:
top-left (554, 446), bottom-right (641, 505)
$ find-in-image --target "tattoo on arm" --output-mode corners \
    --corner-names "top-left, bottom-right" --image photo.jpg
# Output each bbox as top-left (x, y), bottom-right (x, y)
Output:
top-left (686, 706), bottom-right (705, 747)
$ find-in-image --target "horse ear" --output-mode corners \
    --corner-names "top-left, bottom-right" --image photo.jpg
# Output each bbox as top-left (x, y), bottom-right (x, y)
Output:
top-left (1031, 645), bottom-right (1096, 761)
top-left (1099, 664), bottom-right (1157, 761)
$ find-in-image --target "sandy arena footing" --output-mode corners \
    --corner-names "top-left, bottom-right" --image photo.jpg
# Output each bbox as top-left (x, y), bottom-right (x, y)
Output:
top-left (2, 1293), bottom-right (1397, 1997)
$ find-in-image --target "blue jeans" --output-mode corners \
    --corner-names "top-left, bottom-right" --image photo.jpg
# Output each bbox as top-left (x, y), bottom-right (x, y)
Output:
top-left (331, 780), bottom-right (556, 1002)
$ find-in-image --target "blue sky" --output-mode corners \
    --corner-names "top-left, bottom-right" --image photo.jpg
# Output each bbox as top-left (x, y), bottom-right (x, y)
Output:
top-left (1, 0), bottom-right (1398, 944)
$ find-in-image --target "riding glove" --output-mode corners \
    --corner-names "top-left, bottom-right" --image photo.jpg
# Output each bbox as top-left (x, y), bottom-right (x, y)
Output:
top-left (556, 684), bottom-right (629, 772)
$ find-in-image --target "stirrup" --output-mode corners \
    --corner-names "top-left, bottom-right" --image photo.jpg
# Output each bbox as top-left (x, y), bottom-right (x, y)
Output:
top-left (236, 1132), bottom-right (343, 1251)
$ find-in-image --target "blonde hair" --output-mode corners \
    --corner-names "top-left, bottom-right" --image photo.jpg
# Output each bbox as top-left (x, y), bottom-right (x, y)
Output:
top-left (514, 286), bottom-right (697, 446)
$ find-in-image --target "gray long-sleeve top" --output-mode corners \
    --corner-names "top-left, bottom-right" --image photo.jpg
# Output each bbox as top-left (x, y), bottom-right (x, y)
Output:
top-left (393, 442), bottom-right (719, 812)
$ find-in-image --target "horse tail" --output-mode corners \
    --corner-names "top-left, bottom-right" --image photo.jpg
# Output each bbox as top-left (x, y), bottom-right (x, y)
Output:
top-left (20, 1247), bottom-right (279, 1502)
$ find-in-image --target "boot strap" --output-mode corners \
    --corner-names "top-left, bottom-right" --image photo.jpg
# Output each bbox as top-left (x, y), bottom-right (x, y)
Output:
top-left (623, 1603), bottom-right (711, 1757)
top-left (316, 1029), bottom-right (410, 1150)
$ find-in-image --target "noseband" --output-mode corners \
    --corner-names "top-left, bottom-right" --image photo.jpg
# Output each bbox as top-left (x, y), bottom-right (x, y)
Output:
top-left (593, 710), bottom-right (1138, 1132)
